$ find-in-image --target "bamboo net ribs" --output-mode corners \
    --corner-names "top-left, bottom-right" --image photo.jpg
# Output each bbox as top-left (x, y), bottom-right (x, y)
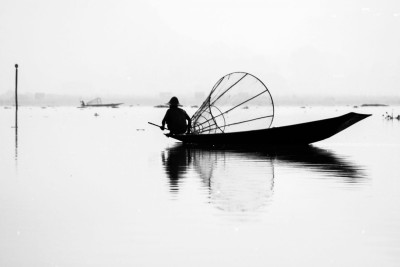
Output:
top-left (191, 72), bottom-right (274, 134)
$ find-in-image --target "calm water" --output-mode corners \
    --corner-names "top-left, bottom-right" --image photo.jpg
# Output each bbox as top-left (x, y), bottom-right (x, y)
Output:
top-left (1, 105), bottom-right (400, 266)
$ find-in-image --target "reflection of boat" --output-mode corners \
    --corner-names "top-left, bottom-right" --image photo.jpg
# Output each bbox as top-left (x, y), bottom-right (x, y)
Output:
top-left (269, 146), bottom-right (367, 181)
top-left (169, 112), bottom-right (371, 147)
top-left (161, 143), bottom-right (367, 212)
top-left (164, 72), bottom-right (370, 147)
top-left (80, 98), bottom-right (123, 108)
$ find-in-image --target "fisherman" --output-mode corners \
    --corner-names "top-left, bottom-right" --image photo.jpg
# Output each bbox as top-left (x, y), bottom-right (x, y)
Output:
top-left (161, 97), bottom-right (191, 134)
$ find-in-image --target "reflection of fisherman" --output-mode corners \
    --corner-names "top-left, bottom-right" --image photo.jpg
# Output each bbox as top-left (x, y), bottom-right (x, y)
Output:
top-left (162, 145), bottom-right (192, 192)
top-left (161, 97), bottom-right (191, 134)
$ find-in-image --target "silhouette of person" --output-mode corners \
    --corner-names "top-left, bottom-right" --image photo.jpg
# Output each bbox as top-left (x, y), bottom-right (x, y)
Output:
top-left (161, 97), bottom-right (191, 134)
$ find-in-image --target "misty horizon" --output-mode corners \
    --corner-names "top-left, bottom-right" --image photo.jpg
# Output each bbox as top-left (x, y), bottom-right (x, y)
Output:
top-left (1, 0), bottom-right (400, 100)
top-left (1, 90), bottom-right (399, 107)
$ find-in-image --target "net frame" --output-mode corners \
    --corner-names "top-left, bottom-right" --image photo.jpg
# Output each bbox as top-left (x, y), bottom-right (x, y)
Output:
top-left (191, 72), bottom-right (275, 134)
top-left (87, 98), bottom-right (102, 105)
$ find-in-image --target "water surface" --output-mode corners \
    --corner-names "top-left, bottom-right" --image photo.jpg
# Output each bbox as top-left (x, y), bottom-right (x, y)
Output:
top-left (1, 106), bottom-right (399, 266)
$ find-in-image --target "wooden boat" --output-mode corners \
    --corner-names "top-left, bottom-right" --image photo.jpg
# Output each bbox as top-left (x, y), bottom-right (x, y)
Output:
top-left (80, 98), bottom-right (122, 108)
top-left (168, 112), bottom-right (370, 146)
top-left (158, 72), bottom-right (371, 147)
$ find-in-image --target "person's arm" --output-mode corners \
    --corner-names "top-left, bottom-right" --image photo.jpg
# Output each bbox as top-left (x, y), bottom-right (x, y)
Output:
top-left (186, 112), bottom-right (192, 134)
top-left (161, 110), bottom-right (168, 130)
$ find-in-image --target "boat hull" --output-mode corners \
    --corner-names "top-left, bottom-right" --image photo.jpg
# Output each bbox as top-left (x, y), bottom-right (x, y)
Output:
top-left (80, 103), bottom-right (123, 108)
top-left (168, 112), bottom-right (370, 147)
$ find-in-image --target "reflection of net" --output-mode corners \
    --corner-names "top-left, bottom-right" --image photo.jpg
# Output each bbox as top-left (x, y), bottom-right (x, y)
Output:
top-left (211, 159), bottom-right (274, 213)
top-left (87, 98), bottom-right (102, 105)
top-left (191, 72), bottom-right (274, 134)
top-left (192, 149), bottom-right (275, 213)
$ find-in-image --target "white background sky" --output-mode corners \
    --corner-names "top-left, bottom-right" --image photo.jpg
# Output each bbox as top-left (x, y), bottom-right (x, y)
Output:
top-left (0, 0), bottom-right (399, 98)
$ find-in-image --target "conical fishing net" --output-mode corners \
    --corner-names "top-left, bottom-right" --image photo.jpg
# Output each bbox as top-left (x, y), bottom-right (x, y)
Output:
top-left (86, 98), bottom-right (102, 105)
top-left (191, 72), bottom-right (274, 134)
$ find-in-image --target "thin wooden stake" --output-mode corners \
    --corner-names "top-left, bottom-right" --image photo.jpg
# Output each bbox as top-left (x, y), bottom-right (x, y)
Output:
top-left (15, 64), bottom-right (18, 129)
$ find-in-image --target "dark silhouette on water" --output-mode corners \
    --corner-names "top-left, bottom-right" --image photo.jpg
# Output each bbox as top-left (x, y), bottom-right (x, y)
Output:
top-left (164, 72), bottom-right (370, 147)
top-left (169, 112), bottom-right (371, 147)
top-left (161, 97), bottom-right (191, 135)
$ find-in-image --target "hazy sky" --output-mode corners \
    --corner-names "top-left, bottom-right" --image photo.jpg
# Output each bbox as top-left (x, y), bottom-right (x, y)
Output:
top-left (0, 0), bottom-right (399, 98)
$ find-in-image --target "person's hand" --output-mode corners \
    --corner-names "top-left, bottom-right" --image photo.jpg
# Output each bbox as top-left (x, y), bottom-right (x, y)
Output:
top-left (160, 126), bottom-right (165, 131)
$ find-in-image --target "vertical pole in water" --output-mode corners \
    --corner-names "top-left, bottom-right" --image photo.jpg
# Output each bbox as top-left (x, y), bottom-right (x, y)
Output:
top-left (15, 64), bottom-right (18, 128)
top-left (15, 64), bottom-right (18, 162)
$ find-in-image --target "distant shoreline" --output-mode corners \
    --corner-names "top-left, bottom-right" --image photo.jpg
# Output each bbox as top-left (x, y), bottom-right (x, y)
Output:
top-left (1, 92), bottom-right (400, 107)
top-left (360, 104), bottom-right (389, 107)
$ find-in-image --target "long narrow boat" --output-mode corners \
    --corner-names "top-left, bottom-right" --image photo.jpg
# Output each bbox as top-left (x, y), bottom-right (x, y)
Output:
top-left (160, 72), bottom-right (370, 147)
top-left (80, 98), bottom-right (123, 108)
top-left (168, 112), bottom-right (370, 147)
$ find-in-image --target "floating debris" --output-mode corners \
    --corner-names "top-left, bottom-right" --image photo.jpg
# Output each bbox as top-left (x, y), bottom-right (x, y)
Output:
top-left (94, 113), bottom-right (99, 117)
top-left (383, 112), bottom-right (400, 120)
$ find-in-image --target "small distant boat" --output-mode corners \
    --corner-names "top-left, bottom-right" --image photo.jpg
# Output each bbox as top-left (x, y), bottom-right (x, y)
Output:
top-left (80, 98), bottom-right (122, 108)
top-left (361, 104), bottom-right (388, 107)
top-left (154, 104), bottom-right (169, 108)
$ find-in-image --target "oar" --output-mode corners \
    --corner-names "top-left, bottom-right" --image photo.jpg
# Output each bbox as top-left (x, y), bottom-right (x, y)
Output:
top-left (148, 122), bottom-right (166, 130)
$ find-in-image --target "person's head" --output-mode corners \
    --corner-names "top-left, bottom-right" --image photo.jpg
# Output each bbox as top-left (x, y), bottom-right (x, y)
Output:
top-left (168, 96), bottom-right (181, 107)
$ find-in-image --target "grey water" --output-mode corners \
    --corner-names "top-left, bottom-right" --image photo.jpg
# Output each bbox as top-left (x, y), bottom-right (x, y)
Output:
top-left (1, 105), bottom-right (400, 266)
